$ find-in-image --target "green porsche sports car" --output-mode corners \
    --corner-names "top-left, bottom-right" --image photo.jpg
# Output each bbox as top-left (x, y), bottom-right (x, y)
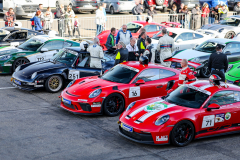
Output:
top-left (226, 64), bottom-right (240, 85)
top-left (0, 35), bottom-right (79, 74)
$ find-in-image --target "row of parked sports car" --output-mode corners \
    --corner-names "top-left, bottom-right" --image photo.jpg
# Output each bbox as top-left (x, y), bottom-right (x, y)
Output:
top-left (2, 15), bottom-right (240, 147)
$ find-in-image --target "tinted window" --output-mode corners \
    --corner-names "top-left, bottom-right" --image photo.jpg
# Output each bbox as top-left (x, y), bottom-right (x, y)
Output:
top-left (160, 69), bottom-right (176, 79)
top-left (54, 49), bottom-right (78, 66)
top-left (126, 23), bottom-right (141, 33)
top-left (220, 18), bottom-right (240, 26)
top-left (18, 38), bottom-right (44, 51)
top-left (144, 25), bottom-right (157, 32)
top-left (152, 30), bottom-right (177, 40)
top-left (134, 69), bottom-right (160, 83)
top-left (8, 32), bottom-right (27, 40)
top-left (208, 91), bottom-right (234, 106)
top-left (224, 43), bottom-right (240, 54)
top-left (195, 41), bottom-right (222, 53)
top-left (176, 32), bottom-right (193, 41)
top-left (64, 41), bottom-right (72, 47)
top-left (194, 33), bottom-right (203, 39)
top-left (43, 41), bottom-right (64, 50)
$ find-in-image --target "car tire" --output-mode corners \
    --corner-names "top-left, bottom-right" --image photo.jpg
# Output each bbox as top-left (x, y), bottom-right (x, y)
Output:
top-left (224, 31), bottom-right (236, 39)
top-left (56, 1), bottom-right (60, 8)
top-left (170, 120), bottom-right (195, 147)
top-left (110, 6), bottom-right (114, 15)
top-left (90, 10), bottom-right (95, 14)
top-left (200, 63), bottom-right (211, 78)
top-left (45, 75), bottom-right (63, 93)
top-left (155, 50), bottom-right (160, 63)
top-left (12, 58), bottom-right (30, 72)
top-left (103, 93), bottom-right (125, 117)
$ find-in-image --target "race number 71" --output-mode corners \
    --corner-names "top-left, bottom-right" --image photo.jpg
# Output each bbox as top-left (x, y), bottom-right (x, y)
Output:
top-left (202, 115), bottom-right (215, 128)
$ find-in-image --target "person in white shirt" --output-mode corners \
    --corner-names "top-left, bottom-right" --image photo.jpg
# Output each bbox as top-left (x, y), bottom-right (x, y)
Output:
top-left (126, 37), bottom-right (139, 61)
top-left (87, 37), bottom-right (104, 68)
top-left (65, 5), bottom-right (75, 37)
top-left (44, 7), bottom-right (53, 30)
top-left (96, 5), bottom-right (105, 35)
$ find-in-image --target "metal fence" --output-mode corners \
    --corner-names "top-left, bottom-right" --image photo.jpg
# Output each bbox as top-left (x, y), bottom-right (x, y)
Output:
top-left (0, 12), bottom-right (238, 39)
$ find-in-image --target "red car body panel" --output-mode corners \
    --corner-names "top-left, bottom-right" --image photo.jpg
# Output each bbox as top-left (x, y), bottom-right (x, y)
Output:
top-left (97, 21), bottom-right (175, 51)
top-left (165, 58), bottom-right (201, 69)
top-left (59, 62), bottom-right (180, 115)
top-left (146, 0), bottom-right (169, 7)
top-left (119, 81), bottom-right (240, 145)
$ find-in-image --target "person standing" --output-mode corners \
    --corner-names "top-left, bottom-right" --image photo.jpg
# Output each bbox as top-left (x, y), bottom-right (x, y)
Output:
top-left (201, 3), bottom-right (210, 26)
top-left (142, 37), bottom-right (155, 63)
top-left (102, 3), bottom-right (107, 31)
top-left (31, 4), bottom-right (44, 30)
top-left (169, 5), bottom-right (178, 22)
top-left (219, 4), bottom-right (228, 21)
top-left (178, 59), bottom-right (196, 86)
top-left (179, 5), bottom-right (190, 28)
top-left (56, 4), bottom-right (65, 36)
top-left (114, 41), bottom-right (129, 65)
top-left (148, 5), bottom-right (157, 22)
top-left (191, 4), bottom-right (201, 30)
top-left (73, 16), bottom-right (80, 38)
top-left (135, 0), bottom-right (143, 21)
top-left (116, 24), bottom-right (132, 46)
top-left (209, 5), bottom-right (219, 24)
top-left (44, 7), bottom-right (53, 31)
top-left (137, 31), bottom-right (147, 56)
top-left (208, 44), bottom-right (228, 82)
top-left (65, 5), bottom-right (75, 37)
top-left (87, 37), bottom-right (104, 68)
top-left (126, 37), bottom-right (139, 61)
top-left (30, 11), bottom-right (43, 32)
top-left (157, 28), bottom-right (174, 67)
top-left (95, 5), bottom-right (105, 35)
top-left (234, 2), bottom-right (240, 15)
top-left (106, 27), bottom-right (117, 53)
top-left (4, 8), bottom-right (16, 27)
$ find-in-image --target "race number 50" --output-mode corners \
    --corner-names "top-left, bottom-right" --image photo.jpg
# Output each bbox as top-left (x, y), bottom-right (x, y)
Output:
top-left (68, 70), bottom-right (80, 80)
top-left (129, 87), bottom-right (140, 98)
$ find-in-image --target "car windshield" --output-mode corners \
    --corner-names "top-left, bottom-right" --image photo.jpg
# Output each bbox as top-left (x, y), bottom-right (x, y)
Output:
top-left (0, 34), bottom-right (7, 41)
top-left (126, 23), bottom-right (142, 33)
top-left (51, 49), bottom-right (78, 65)
top-left (101, 64), bottom-right (139, 84)
top-left (219, 17), bottom-right (240, 26)
top-left (152, 30), bottom-right (177, 40)
top-left (165, 85), bottom-right (210, 108)
top-left (195, 41), bottom-right (225, 53)
top-left (18, 38), bottom-right (44, 51)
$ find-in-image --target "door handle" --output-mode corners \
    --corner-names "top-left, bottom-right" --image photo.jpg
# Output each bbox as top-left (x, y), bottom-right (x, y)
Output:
top-left (157, 85), bottom-right (163, 88)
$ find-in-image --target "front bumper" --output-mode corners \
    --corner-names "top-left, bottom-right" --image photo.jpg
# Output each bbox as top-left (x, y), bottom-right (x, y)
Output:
top-left (225, 74), bottom-right (240, 85)
top-left (74, 6), bottom-right (97, 12)
top-left (11, 77), bottom-right (44, 91)
top-left (0, 63), bottom-right (12, 74)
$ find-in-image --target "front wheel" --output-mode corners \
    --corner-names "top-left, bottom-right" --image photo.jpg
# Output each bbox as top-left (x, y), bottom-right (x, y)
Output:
top-left (110, 7), bottom-right (114, 15)
top-left (90, 10), bottom-right (95, 14)
top-left (155, 51), bottom-right (160, 63)
top-left (103, 93), bottom-right (125, 117)
top-left (170, 120), bottom-right (195, 147)
top-left (224, 31), bottom-right (236, 39)
top-left (45, 75), bottom-right (63, 93)
top-left (12, 58), bottom-right (30, 72)
top-left (200, 64), bottom-right (211, 78)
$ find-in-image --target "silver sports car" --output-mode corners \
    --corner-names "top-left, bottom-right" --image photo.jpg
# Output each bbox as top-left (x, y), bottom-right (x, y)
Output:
top-left (200, 15), bottom-right (240, 39)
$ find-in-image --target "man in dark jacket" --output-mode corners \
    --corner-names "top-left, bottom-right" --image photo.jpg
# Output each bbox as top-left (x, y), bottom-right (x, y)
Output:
top-left (208, 44), bottom-right (228, 82)
top-left (114, 41), bottom-right (129, 65)
top-left (106, 27), bottom-right (116, 53)
top-left (135, 0), bottom-right (143, 21)
top-left (137, 31), bottom-right (147, 56)
top-left (191, 4), bottom-right (201, 30)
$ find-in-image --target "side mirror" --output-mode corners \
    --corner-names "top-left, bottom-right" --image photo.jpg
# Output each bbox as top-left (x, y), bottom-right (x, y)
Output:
top-left (167, 89), bottom-right (173, 95)
top-left (41, 48), bottom-right (48, 52)
top-left (176, 39), bottom-right (183, 43)
top-left (225, 51), bottom-right (231, 55)
top-left (206, 103), bottom-right (220, 111)
top-left (195, 45), bottom-right (199, 48)
top-left (135, 79), bottom-right (145, 86)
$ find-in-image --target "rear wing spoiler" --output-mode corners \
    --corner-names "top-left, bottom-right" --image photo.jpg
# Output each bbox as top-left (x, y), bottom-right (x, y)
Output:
top-left (164, 58), bottom-right (201, 69)
top-left (161, 22), bottom-right (181, 28)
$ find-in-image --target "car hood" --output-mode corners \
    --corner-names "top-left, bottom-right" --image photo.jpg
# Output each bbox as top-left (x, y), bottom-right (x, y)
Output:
top-left (227, 65), bottom-right (240, 78)
top-left (173, 49), bottom-right (211, 60)
top-left (124, 98), bottom-right (191, 125)
top-left (201, 24), bottom-right (231, 31)
top-left (67, 77), bottom-right (119, 97)
top-left (0, 46), bottom-right (27, 56)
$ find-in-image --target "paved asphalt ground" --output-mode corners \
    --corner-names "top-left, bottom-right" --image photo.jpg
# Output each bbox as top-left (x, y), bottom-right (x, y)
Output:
top-left (1, 74), bottom-right (240, 160)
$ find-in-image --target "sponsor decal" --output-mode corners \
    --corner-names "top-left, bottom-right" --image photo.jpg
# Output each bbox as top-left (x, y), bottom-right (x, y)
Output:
top-left (225, 112), bottom-right (231, 120)
top-left (215, 113), bottom-right (225, 123)
top-left (121, 123), bottom-right (133, 132)
top-left (145, 102), bottom-right (168, 112)
top-left (202, 115), bottom-right (215, 128)
top-left (156, 135), bottom-right (168, 141)
top-left (91, 102), bottom-right (101, 107)
top-left (129, 87), bottom-right (140, 98)
top-left (4, 63), bottom-right (12, 66)
top-left (17, 53), bottom-right (26, 56)
top-left (78, 99), bottom-right (87, 102)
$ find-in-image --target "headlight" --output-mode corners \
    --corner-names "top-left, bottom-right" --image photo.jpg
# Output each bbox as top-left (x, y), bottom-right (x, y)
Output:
top-left (67, 80), bottom-right (75, 88)
top-left (89, 89), bottom-right (102, 98)
top-left (219, 28), bottom-right (224, 33)
top-left (15, 66), bottom-right (21, 72)
top-left (0, 55), bottom-right (12, 61)
top-left (191, 57), bottom-right (200, 63)
top-left (155, 115), bottom-right (170, 126)
top-left (126, 102), bottom-right (136, 111)
top-left (31, 72), bottom-right (37, 79)
top-left (226, 64), bottom-right (233, 73)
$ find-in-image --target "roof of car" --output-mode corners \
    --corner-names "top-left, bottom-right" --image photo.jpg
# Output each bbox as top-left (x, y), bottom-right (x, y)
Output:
top-left (66, 47), bottom-right (82, 52)
top-left (229, 15), bottom-right (240, 19)
top-left (206, 38), bottom-right (239, 45)
top-left (131, 21), bottom-right (160, 26)
top-left (2, 27), bottom-right (29, 31)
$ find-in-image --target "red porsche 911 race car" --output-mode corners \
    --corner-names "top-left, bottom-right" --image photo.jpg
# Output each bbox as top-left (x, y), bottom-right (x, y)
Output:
top-left (98, 21), bottom-right (181, 50)
top-left (119, 80), bottom-right (240, 146)
top-left (59, 62), bottom-right (180, 116)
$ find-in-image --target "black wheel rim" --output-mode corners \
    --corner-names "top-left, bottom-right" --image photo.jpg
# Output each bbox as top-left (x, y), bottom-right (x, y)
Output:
top-left (15, 59), bottom-right (28, 69)
top-left (106, 96), bottom-right (123, 114)
top-left (173, 123), bottom-right (193, 146)
top-left (202, 66), bottom-right (210, 77)
top-left (226, 32), bottom-right (235, 39)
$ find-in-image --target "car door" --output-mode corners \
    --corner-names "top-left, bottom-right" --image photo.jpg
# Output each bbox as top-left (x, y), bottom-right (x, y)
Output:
top-left (128, 68), bottom-right (165, 104)
top-left (193, 33), bottom-right (205, 47)
top-left (198, 91), bottom-right (237, 137)
top-left (144, 25), bottom-right (160, 38)
top-left (175, 32), bottom-right (194, 50)
top-left (223, 42), bottom-right (240, 64)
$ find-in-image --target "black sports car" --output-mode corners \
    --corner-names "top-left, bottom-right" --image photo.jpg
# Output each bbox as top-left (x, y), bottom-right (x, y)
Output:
top-left (11, 46), bottom-right (115, 92)
top-left (0, 27), bottom-right (44, 47)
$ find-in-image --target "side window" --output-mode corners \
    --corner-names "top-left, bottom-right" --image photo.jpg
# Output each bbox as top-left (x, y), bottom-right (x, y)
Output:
top-left (234, 91), bottom-right (240, 102)
top-left (8, 32), bottom-right (17, 39)
top-left (133, 69), bottom-right (160, 83)
top-left (193, 33), bottom-right (204, 39)
top-left (176, 32), bottom-right (193, 41)
top-left (156, 25), bottom-right (162, 31)
top-left (224, 43), bottom-right (240, 54)
top-left (160, 69), bottom-right (176, 79)
top-left (42, 41), bottom-right (64, 50)
top-left (64, 41), bottom-right (72, 47)
top-left (208, 91), bottom-right (234, 106)
top-left (144, 25), bottom-right (157, 32)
